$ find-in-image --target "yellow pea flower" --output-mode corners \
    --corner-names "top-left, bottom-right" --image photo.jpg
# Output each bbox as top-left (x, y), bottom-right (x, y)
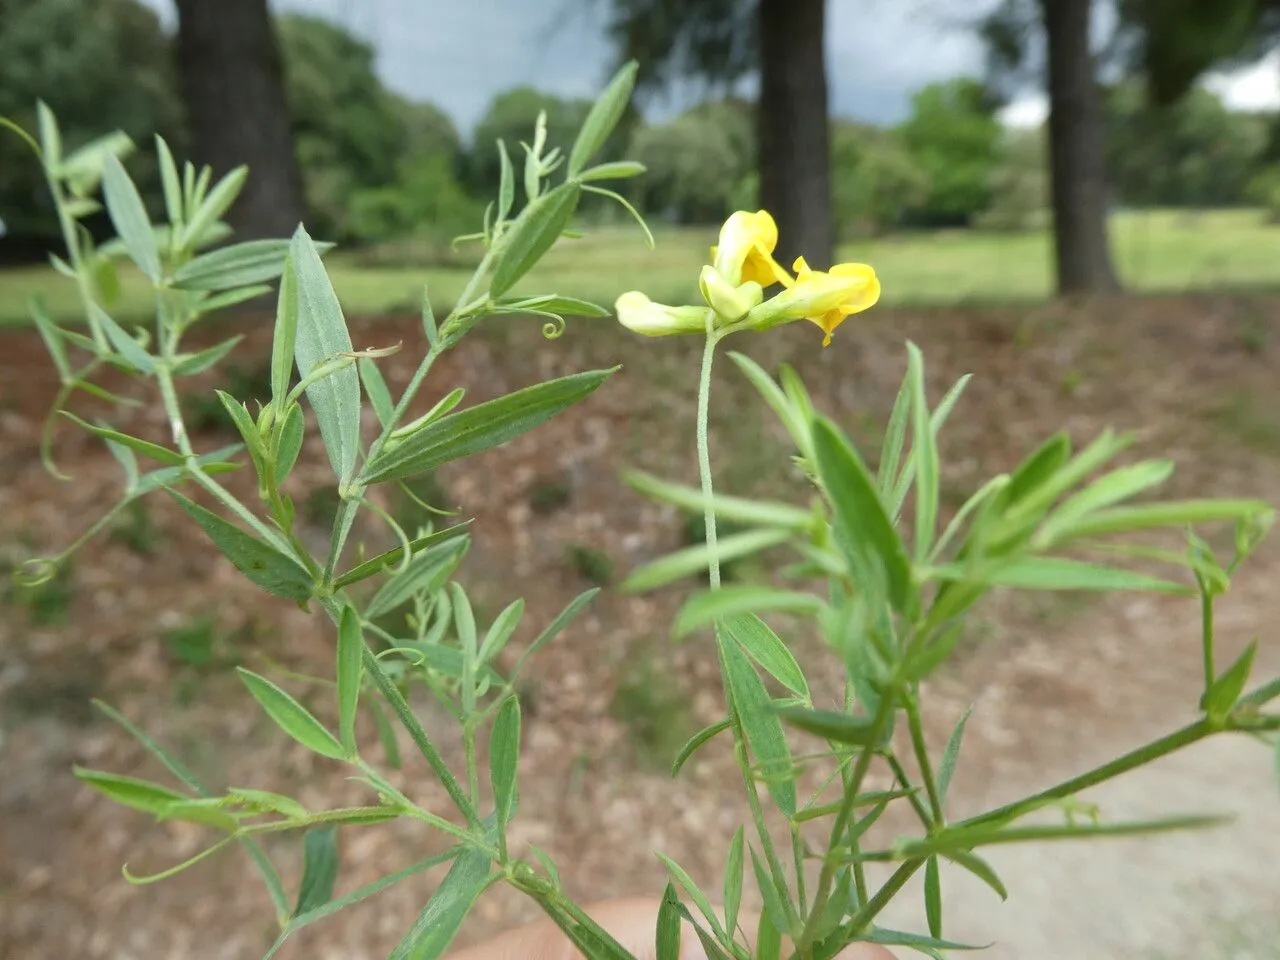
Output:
top-left (744, 256), bottom-right (880, 347)
top-left (709, 210), bottom-right (794, 289)
top-left (614, 291), bottom-right (709, 337)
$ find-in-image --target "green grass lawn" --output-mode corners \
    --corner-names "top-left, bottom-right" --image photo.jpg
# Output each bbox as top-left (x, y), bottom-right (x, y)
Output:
top-left (3, 208), bottom-right (1279, 327)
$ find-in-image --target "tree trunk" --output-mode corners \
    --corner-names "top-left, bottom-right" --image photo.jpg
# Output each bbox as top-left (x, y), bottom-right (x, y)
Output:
top-left (174, 0), bottom-right (304, 240)
top-left (757, 0), bottom-right (833, 269)
top-left (1040, 0), bottom-right (1120, 295)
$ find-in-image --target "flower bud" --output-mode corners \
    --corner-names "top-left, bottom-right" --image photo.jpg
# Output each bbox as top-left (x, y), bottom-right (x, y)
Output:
top-left (698, 265), bottom-right (763, 324)
top-left (614, 291), bottom-right (708, 337)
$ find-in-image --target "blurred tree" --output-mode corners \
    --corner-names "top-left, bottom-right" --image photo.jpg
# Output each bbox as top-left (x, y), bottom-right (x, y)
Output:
top-left (277, 14), bottom-right (408, 240)
top-left (1118, 0), bottom-right (1280, 106)
top-left (981, 0), bottom-right (1120, 294)
top-left (974, 127), bottom-right (1050, 232)
top-left (391, 94), bottom-right (463, 164)
top-left (628, 98), bottom-right (754, 223)
top-left (1104, 82), bottom-right (1267, 207)
top-left (175, 0), bottom-right (305, 240)
top-left (898, 78), bottom-right (1004, 225)
top-left (830, 122), bottom-right (930, 237)
top-left (605, 0), bottom-right (833, 268)
top-left (0, 0), bottom-right (181, 254)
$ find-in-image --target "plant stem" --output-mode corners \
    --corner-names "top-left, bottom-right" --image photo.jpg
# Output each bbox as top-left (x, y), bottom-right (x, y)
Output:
top-left (957, 718), bottom-right (1215, 831)
top-left (846, 857), bottom-right (926, 935)
top-left (797, 690), bottom-right (897, 951)
top-left (697, 326), bottom-right (722, 590)
top-left (904, 695), bottom-right (943, 825)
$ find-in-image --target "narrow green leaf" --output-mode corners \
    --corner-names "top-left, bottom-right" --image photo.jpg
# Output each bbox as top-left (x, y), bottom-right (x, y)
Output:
top-left (91, 304), bottom-right (155, 373)
top-left (1034, 460), bottom-right (1176, 548)
top-left (155, 134), bottom-right (183, 226)
top-left (724, 827), bottom-right (745, 939)
top-left (167, 490), bottom-right (313, 600)
top-left (479, 598), bottom-right (525, 665)
top-left (671, 718), bottom-right (732, 776)
top-left (101, 152), bottom-right (160, 282)
top-left (223, 787), bottom-right (309, 818)
top-left (336, 604), bottom-right (363, 756)
top-left (215, 391), bottom-right (268, 465)
top-left (332, 525), bottom-right (470, 590)
top-left (622, 529), bottom-right (790, 592)
top-left (293, 826), bottom-right (339, 917)
top-left (755, 910), bottom-right (781, 960)
top-left (172, 336), bottom-right (244, 376)
top-left (812, 415), bottom-right (914, 614)
top-left (152, 799), bottom-right (241, 831)
top-left (1203, 641), bottom-right (1258, 719)
top-left (877, 371), bottom-right (912, 496)
top-left (924, 857), bottom-right (942, 939)
top-left (366, 538), bottom-right (468, 619)
top-left (727, 352), bottom-right (812, 460)
top-left (938, 704), bottom-right (973, 803)
top-left (722, 613), bottom-right (808, 699)
top-left (655, 882), bottom-right (683, 960)
top-left (623, 470), bottom-right (812, 530)
top-left (1239, 675), bottom-right (1280, 710)
top-left (290, 225), bottom-right (361, 486)
top-left (510, 588), bottom-right (598, 678)
top-left (73, 767), bottom-right (186, 813)
top-left (490, 181), bottom-right (581, 297)
top-left (929, 556), bottom-right (1188, 595)
top-left (36, 101), bottom-right (61, 164)
top-left (1004, 432), bottom-right (1073, 506)
top-left (387, 848), bottom-right (493, 960)
top-left (497, 294), bottom-right (611, 317)
top-left (890, 373), bottom-right (972, 521)
top-left (29, 296), bottom-right (70, 380)
top-left (201, 283), bottom-right (273, 312)
top-left (60, 413), bottom-right (182, 465)
top-left (903, 815), bottom-right (1229, 857)
top-left (773, 706), bottom-right (878, 746)
top-left (61, 129), bottom-right (134, 187)
top-left (172, 238), bottom-right (315, 291)
top-left (496, 138), bottom-right (515, 223)
top-left (568, 61), bottom-right (638, 177)
top-left (674, 587), bottom-right (823, 640)
top-left (908, 343), bottom-right (940, 563)
top-left (367, 697), bottom-right (402, 770)
top-left (720, 627), bottom-right (796, 816)
top-left (361, 368), bottom-right (616, 485)
top-left (275, 402), bottom-right (306, 482)
top-left (1055, 499), bottom-right (1274, 540)
top-left (657, 854), bottom-right (725, 940)
top-left (104, 436), bottom-right (140, 492)
top-left (578, 160), bottom-right (646, 181)
top-left (237, 668), bottom-right (345, 760)
top-left (490, 696), bottom-right (521, 825)
top-left (359, 357), bottom-right (394, 429)
top-left (864, 927), bottom-right (986, 952)
top-left (749, 846), bottom-right (794, 937)
top-left (181, 165), bottom-right (248, 249)
top-left (944, 850), bottom-right (1008, 901)
top-left (272, 255), bottom-right (299, 407)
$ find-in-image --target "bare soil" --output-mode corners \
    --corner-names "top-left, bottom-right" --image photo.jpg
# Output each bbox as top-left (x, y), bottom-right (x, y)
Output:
top-left (2, 294), bottom-right (1279, 959)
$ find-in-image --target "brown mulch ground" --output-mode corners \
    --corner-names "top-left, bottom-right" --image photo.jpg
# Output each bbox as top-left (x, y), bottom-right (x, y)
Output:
top-left (2, 293), bottom-right (1279, 959)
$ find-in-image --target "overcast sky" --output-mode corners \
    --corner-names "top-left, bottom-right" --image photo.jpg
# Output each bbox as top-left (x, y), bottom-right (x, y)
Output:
top-left (143, 0), bottom-right (1280, 137)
